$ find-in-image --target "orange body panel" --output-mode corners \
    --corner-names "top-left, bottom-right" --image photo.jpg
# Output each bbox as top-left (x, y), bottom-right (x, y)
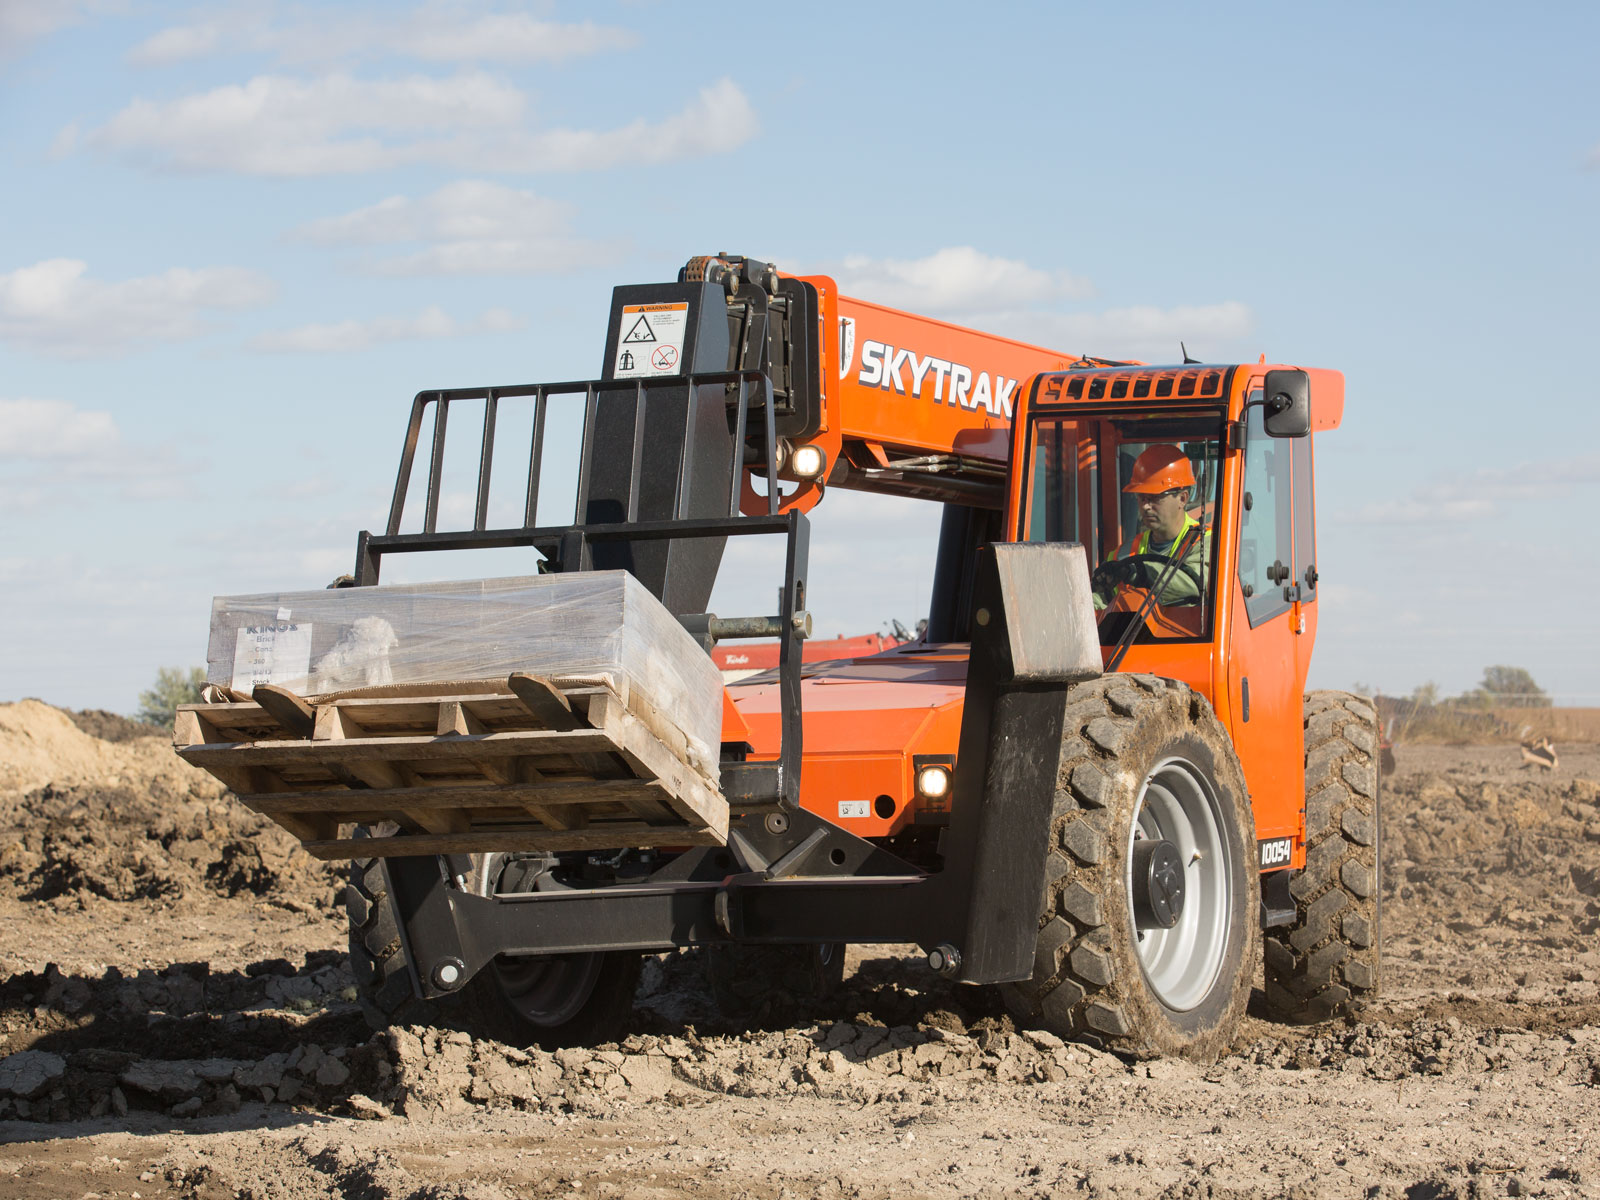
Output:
top-left (726, 329), bottom-right (1344, 870)
top-left (730, 652), bottom-right (966, 837)
top-left (746, 276), bottom-right (1083, 515)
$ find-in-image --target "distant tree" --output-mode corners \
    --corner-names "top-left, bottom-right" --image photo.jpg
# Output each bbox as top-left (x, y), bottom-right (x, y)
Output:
top-left (1410, 681), bottom-right (1440, 706)
top-left (136, 666), bottom-right (207, 727)
top-left (1476, 665), bottom-right (1550, 709)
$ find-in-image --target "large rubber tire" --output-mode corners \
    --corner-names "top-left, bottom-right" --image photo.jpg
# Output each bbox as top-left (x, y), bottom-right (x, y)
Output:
top-left (347, 835), bottom-right (642, 1047)
top-left (348, 848), bottom-right (435, 1030)
top-left (1001, 675), bottom-right (1259, 1061)
top-left (704, 942), bottom-right (846, 1024)
top-left (1264, 691), bottom-right (1382, 1022)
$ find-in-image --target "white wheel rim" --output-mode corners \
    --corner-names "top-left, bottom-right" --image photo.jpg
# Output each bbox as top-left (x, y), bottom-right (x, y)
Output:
top-left (1126, 755), bottom-right (1234, 1011)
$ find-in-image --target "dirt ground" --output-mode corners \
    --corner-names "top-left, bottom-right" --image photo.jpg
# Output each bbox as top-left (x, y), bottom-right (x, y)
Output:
top-left (1, 698), bottom-right (1598, 1199)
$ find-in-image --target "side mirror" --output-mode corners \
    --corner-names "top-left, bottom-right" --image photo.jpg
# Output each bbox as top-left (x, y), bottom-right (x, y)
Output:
top-left (1262, 369), bottom-right (1311, 438)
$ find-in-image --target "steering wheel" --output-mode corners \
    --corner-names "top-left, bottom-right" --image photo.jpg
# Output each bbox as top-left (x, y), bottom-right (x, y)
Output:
top-left (1092, 553), bottom-right (1204, 603)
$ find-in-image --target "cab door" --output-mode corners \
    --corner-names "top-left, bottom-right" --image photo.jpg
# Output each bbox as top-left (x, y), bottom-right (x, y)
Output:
top-left (1225, 394), bottom-right (1306, 851)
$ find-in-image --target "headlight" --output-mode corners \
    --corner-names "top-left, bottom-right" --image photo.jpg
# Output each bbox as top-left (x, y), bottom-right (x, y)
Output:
top-left (790, 444), bottom-right (826, 479)
top-left (915, 765), bottom-right (951, 799)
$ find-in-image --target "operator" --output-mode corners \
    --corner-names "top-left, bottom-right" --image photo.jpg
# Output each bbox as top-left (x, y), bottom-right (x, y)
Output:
top-left (1092, 445), bottom-right (1209, 610)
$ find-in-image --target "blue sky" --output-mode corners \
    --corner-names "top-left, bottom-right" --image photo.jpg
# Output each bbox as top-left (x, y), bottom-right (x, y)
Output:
top-left (2, 1), bottom-right (1596, 710)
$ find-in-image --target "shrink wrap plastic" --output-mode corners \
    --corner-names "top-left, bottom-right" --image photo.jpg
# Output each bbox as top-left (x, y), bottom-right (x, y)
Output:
top-left (206, 572), bottom-right (723, 776)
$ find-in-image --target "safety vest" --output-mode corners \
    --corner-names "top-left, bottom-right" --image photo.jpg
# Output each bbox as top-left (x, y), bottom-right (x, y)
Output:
top-left (1115, 513), bottom-right (1202, 561)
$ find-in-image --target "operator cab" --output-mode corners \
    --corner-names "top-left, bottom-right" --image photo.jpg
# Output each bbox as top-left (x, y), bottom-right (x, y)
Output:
top-left (1016, 367), bottom-right (1231, 647)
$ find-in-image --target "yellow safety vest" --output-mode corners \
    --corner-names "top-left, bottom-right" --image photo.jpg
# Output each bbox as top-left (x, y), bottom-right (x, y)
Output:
top-left (1116, 513), bottom-right (1202, 560)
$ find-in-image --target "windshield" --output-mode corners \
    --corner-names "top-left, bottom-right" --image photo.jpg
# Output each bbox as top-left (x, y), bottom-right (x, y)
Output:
top-left (1021, 409), bottom-right (1224, 644)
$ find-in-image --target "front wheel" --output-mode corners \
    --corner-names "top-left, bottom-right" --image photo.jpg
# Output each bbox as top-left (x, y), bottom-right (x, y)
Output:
top-left (1001, 675), bottom-right (1259, 1061)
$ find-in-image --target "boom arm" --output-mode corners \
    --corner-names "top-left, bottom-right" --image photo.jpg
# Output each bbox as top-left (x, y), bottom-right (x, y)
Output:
top-left (678, 255), bottom-right (1090, 514)
top-left (795, 285), bottom-right (1085, 510)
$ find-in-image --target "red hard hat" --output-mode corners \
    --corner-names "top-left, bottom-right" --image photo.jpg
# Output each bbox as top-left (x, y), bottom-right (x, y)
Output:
top-left (1123, 445), bottom-right (1195, 494)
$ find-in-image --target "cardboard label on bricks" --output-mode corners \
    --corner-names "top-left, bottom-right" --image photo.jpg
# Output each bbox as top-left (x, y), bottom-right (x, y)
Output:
top-left (231, 622), bottom-right (313, 692)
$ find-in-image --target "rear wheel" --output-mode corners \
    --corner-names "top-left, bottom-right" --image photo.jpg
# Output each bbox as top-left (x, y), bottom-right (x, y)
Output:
top-left (465, 951), bottom-right (642, 1048)
top-left (1001, 676), bottom-right (1258, 1061)
top-left (1264, 691), bottom-right (1382, 1021)
top-left (347, 834), bottom-right (641, 1047)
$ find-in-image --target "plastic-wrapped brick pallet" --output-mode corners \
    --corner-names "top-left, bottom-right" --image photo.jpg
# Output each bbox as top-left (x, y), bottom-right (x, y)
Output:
top-left (206, 572), bottom-right (724, 780)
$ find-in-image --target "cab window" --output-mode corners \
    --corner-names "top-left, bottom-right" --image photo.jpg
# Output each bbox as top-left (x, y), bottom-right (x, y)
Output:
top-left (1238, 396), bottom-right (1295, 626)
top-left (1022, 410), bottom-right (1222, 644)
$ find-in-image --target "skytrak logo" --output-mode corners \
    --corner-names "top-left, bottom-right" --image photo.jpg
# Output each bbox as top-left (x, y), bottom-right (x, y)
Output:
top-left (857, 339), bottom-right (1019, 419)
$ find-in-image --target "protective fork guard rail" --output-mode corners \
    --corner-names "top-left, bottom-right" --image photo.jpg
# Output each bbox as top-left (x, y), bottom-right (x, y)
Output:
top-left (385, 542), bottom-right (1095, 994)
top-left (351, 367), bottom-right (808, 813)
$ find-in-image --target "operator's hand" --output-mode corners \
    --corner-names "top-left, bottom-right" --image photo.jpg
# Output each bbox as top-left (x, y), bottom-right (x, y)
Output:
top-left (1092, 558), bottom-right (1136, 590)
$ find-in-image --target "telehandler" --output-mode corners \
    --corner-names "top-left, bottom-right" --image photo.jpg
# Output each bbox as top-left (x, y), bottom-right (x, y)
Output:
top-left (177, 254), bottom-right (1380, 1060)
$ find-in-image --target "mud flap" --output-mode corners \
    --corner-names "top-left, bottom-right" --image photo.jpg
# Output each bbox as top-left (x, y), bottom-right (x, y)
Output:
top-left (939, 542), bottom-right (1101, 985)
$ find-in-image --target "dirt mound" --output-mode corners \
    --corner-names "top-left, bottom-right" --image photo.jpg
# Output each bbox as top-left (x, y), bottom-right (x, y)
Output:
top-left (64, 708), bottom-right (167, 744)
top-left (0, 699), bottom-right (208, 797)
top-left (0, 700), bottom-right (342, 911)
top-left (1382, 748), bottom-right (1600, 1000)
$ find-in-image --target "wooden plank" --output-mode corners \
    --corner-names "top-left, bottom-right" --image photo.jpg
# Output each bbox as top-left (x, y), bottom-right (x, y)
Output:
top-left (178, 726), bottom-right (618, 768)
top-left (508, 672), bottom-right (582, 731)
top-left (198, 761), bottom-right (262, 797)
top-left (172, 708), bottom-right (219, 749)
top-left (312, 704), bottom-right (360, 742)
top-left (252, 684), bottom-right (316, 739)
top-left (302, 824), bottom-right (726, 860)
top-left (436, 700), bottom-right (486, 737)
top-left (406, 808), bottom-right (471, 835)
top-left (270, 811), bottom-right (339, 842)
top-left (182, 702), bottom-right (281, 734)
top-left (585, 693), bottom-right (726, 841)
top-left (242, 778), bottom-right (676, 813)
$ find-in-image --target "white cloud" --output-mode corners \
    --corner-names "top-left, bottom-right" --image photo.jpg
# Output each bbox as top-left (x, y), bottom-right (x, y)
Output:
top-left (0, 397), bottom-right (119, 459)
top-left (129, 8), bottom-right (637, 68)
top-left (0, 396), bottom-right (190, 506)
top-left (0, 258), bottom-right (275, 357)
top-left (89, 71), bottom-right (522, 175)
top-left (821, 247), bottom-right (1093, 314)
top-left (0, 0), bottom-right (104, 57)
top-left (493, 77), bottom-right (757, 172)
top-left (127, 21), bottom-right (223, 66)
top-left (248, 305), bottom-right (521, 353)
top-left (809, 246), bottom-right (1247, 362)
top-left (293, 180), bottom-right (622, 275)
top-left (1352, 454), bottom-right (1600, 525)
top-left (85, 73), bottom-right (756, 176)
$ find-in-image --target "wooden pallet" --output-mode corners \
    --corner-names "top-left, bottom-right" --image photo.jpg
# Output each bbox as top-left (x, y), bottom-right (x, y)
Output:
top-left (173, 673), bottom-right (726, 858)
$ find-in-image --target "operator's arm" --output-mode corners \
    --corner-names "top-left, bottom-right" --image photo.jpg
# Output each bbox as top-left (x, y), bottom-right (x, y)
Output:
top-left (1151, 528), bottom-right (1210, 606)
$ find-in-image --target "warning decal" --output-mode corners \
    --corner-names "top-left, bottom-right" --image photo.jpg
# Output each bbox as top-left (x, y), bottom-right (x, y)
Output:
top-left (614, 302), bottom-right (688, 379)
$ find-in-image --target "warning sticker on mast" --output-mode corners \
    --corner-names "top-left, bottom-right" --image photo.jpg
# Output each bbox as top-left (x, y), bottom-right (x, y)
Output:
top-left (614, 302), bottom-right (689, 379)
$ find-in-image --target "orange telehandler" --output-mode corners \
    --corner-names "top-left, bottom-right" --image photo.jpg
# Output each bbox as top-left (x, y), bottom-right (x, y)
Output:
top-left (186, 253), bottom-right (1381, 1059)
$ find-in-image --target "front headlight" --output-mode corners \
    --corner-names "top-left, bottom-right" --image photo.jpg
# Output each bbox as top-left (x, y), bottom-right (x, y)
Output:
top-left (915, 764), bottom-right (951, 800)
